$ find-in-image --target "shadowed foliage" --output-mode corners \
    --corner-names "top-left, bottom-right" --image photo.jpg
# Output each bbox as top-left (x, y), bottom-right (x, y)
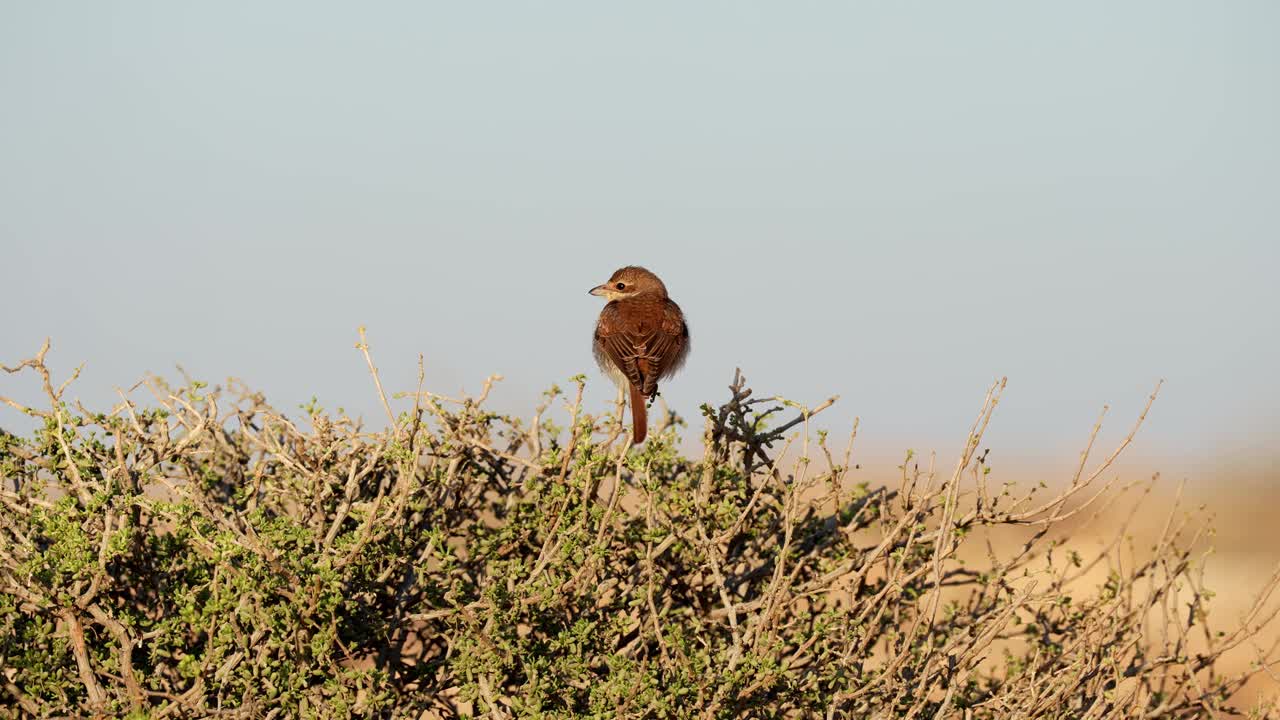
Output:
top-left (1, 336), bottom-right (1278, 719)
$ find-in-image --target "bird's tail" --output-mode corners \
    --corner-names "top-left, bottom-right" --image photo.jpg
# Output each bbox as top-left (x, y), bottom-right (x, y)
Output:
top-left (629, 383), bottom-right (647, 444)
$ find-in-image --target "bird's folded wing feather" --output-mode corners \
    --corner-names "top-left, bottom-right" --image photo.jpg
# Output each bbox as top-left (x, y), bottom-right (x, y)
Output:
top-left (594, 302), bottom-right (688, 395)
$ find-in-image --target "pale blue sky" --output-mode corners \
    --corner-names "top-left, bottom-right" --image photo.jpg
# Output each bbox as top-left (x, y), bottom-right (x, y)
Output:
top-left (2, 2), bottom-right (1277, 469)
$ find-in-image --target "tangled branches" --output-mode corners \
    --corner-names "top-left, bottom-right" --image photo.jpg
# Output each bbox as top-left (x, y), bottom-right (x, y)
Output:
top-left (0, 336), bottom-right (1277, 718)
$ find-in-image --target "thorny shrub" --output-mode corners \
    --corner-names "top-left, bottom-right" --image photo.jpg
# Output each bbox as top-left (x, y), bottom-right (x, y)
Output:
top-left (1, 335), bottom-right (1278, 719)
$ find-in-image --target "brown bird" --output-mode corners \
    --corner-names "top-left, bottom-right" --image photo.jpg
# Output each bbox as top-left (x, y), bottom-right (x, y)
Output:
top-left (589, 266), bottom-right (690, 444)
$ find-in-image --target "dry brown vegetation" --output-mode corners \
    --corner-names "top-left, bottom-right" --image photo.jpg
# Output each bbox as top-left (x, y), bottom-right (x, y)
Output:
top-left (1, 334), bottom-right (1278, 719)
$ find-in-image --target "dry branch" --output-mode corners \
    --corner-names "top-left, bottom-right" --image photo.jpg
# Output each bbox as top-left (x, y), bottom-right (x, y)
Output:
top-left (0, 339), bottom-right (1275, 719)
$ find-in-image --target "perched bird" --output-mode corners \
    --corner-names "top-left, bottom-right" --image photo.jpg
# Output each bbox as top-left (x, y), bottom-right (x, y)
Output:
top-left (589, 266), bottom-right (690, 444)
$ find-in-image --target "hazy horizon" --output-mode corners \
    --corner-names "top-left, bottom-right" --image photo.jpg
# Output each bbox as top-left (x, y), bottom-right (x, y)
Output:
top-left (3, 3), bottom-right (1277, 473)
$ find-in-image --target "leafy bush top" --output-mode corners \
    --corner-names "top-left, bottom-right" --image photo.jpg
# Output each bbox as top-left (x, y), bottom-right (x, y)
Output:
top-left (1, 336), bottom-right (1277, 719)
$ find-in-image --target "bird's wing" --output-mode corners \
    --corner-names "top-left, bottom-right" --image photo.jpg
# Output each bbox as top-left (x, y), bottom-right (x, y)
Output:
top-left (594, 301), bottom-right (689, 397)
top-left (654, 300), bottom-right (690, 380)
top-left (594, 303), bottom-right (646, 388)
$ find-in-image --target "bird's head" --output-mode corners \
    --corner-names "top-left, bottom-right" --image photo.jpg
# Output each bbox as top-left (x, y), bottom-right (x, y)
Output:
top-left (588, 266), bottom-right (669, 301)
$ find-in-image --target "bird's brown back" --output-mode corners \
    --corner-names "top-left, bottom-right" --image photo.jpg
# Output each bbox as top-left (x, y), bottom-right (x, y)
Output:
top-left (593, 295), bottom-right (688, 399)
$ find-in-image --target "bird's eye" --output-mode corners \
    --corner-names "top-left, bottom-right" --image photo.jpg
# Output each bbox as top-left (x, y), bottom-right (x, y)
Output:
top-left (615, 282), bottom-right (626, 290)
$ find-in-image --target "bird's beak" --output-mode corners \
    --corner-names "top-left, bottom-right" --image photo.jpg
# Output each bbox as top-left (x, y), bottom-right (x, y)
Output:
top-left (589, 284), bottom-right (609, 297)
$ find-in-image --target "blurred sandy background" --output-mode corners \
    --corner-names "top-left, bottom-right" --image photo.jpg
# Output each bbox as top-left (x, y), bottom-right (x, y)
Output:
top-left (945, 451), bottom-right (1280, 709)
